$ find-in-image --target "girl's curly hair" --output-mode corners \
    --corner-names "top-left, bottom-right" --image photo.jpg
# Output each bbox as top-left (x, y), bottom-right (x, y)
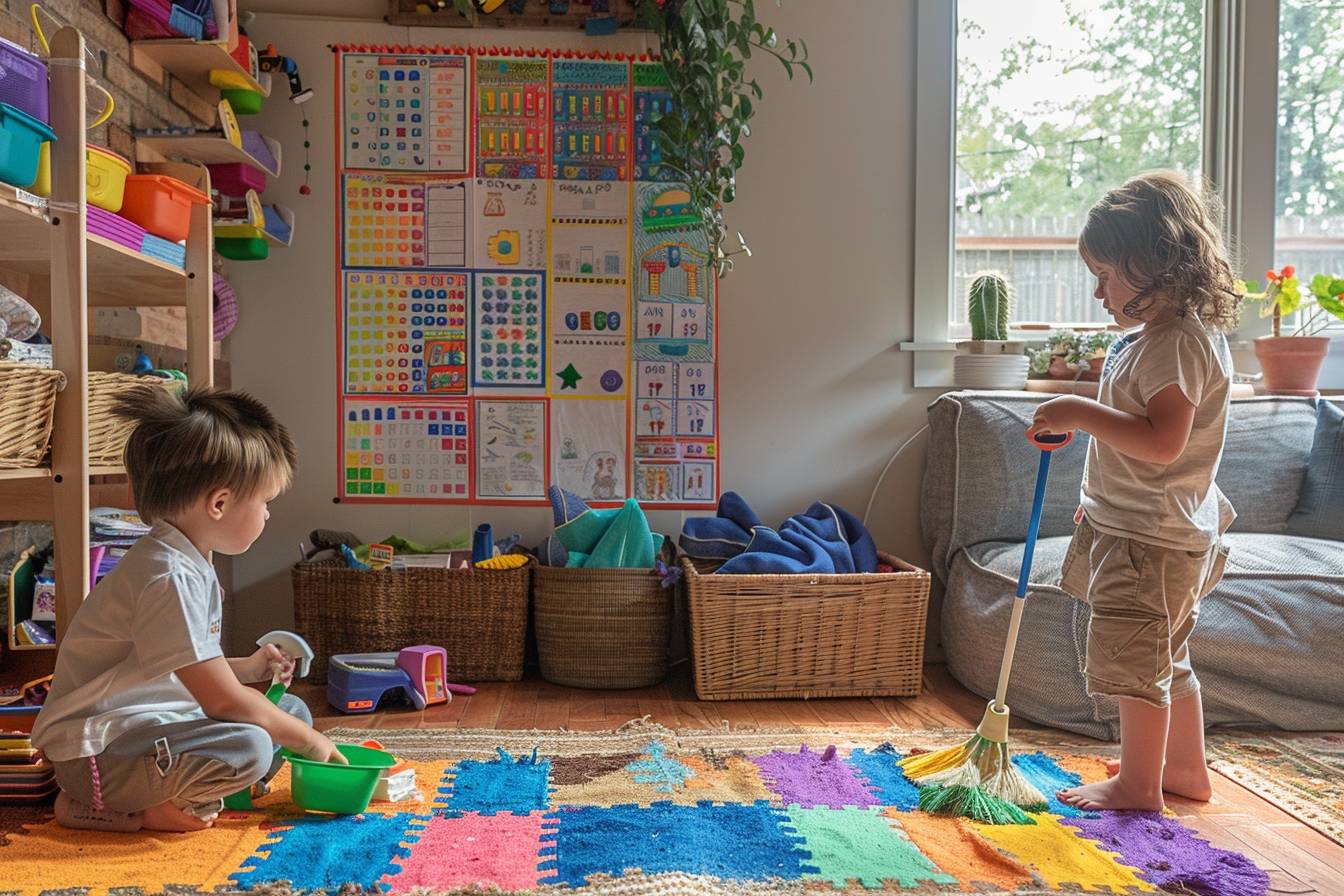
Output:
top-left (1079, 171), bottom-right (1242, 331)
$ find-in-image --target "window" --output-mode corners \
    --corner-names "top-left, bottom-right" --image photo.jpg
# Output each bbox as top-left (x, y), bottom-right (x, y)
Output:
top-left (1274, 0), bottom-right (1344, 316)
top-left (953, 0), bottom-right (1206, 335)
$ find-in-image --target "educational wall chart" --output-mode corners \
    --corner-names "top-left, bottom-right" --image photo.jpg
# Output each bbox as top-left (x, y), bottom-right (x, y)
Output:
top-left (336, 47), bottom-right (718, 507)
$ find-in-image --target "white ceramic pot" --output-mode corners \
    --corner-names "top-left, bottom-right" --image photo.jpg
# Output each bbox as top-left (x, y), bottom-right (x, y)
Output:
top-left (953, 352), bottom-right (1030, 390)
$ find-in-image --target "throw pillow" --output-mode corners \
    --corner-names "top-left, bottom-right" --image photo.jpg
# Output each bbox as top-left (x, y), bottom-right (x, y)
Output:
top-left (1286, 399), bottom-right (1344, 540)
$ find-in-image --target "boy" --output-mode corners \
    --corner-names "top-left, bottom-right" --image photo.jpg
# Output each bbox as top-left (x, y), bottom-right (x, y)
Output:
top-left (33, 386), bottom-right (344, 833)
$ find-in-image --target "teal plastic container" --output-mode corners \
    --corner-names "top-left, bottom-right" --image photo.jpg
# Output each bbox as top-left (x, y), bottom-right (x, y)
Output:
top-left (281, 743), bottom-right (396, 814)
top-left (0, 103), bottom-right (56, 189)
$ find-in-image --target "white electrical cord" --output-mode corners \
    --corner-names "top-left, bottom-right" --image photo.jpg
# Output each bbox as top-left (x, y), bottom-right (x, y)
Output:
top-left (862, 424), bottom-right (931, 526)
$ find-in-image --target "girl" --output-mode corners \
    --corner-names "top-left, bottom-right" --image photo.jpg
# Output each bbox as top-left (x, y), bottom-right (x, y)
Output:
top-left (1028, 171), bottom-right (1239, 811)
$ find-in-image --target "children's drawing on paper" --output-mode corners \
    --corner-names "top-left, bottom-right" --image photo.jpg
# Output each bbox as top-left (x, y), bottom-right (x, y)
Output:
top-left (476, 57), bottom-right (549, 178)
top-left (473, 272), bottom-right (544, 390)
top-left (551, 60), bottom-right (630, 182)
top-left (475, 399), bottom-right (546, 499)
top-left (343, 399), bottom-right (470, 499)
top-left (634, 461), bottom-right (679, 503)
top-left (343, 175), bottom-right (469, 268)
top-left (550, 281), bottom-right (628, 398)
top-left (551, 226), bottom-right (627, 284)
top-left (343, 270), bottom-right (469, 394)
top-left (633, 62), bottom-right (676, 182)
top-left (552, 398), bottom-right (627, 502)
top-left (473, 179), bottom-right (546, 269)
top-left (551, 180), bottom-right (630, 224)
top-left (342, 53), bottom-right (468, 173)
top-left (424, 331), bottom-right (468, 395)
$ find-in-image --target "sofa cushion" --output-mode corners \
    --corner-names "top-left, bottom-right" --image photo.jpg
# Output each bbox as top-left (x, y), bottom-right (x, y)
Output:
top-left (942, 533), bottom-right (1344, 740)
top-left (1287, 400), bottom-right (1344, 540)
top-left (923, 393), bottom-right (1317, 586)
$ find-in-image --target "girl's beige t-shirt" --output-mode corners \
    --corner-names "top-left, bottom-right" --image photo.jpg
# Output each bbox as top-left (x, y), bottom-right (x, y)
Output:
top-left (1080, 314), bottom-right (1236, 551)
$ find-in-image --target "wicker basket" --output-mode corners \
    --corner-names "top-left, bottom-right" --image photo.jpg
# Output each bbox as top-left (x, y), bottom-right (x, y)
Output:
top-left (684, 553), bottom-right (931, 700)
top-left (533, 565), bottom-right (674, 689)
top-left (292, 559), bottom-right (532, 684)
top-left (0, 362), bottom-right (66, 468)
top-left (88, 373), bottom-right (181, 466)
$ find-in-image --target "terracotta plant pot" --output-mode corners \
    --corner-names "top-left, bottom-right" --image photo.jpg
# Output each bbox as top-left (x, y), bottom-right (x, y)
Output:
top-left (1254, 336), bottom-right (1331, 396)
top-left (1047, 352), bottom-right (1106, 381)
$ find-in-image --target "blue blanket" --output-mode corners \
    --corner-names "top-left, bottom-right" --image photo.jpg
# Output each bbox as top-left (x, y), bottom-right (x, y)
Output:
top-left (679, 492), bottom-right (879, 575)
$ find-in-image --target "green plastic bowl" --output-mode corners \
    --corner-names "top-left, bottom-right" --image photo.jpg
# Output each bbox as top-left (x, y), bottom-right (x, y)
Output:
top-left (216, 237), bottom-right (269, 261)
top-left (282, 743), bottom-right (396, 814)
top-left (221, 88), bottom-right (264, 115)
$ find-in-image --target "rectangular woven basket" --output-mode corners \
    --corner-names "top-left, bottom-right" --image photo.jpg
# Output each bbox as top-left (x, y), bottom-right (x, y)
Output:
top-left (0, 362), bottom-right (65, 468)
top-left (683, 552), bottom-right (931, 700)
top-left (533, 565), bottom-right (674, 689)
top-left (88, 373), bottom-right (181, 466)
top-left (292, 559), bottom-right (532, 684)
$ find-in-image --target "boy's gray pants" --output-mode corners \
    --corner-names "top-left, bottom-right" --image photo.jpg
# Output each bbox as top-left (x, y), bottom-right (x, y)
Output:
top-left (51, 694), bottom-right (312, 815)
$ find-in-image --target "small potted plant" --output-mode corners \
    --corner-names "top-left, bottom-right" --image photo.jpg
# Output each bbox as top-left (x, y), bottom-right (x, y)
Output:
top-left (1031, 330), bottom-right (1117, 381)
top-left (1242, 265), bottom-right (1344, 395)
top-left (953, 271), bottom-right (1028, 389)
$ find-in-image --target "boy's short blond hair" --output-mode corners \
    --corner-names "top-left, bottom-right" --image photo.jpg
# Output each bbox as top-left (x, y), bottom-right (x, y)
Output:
top-left (113, 385), bottom-right (296, 524)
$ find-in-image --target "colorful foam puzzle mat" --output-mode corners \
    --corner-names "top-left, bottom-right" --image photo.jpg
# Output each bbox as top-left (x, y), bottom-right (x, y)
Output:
top-left (0, 723), bottom-right (1271, 895)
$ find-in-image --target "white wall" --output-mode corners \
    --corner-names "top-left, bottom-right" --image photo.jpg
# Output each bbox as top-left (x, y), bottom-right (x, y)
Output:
top-left (226, 1), bottom-right (938, 653)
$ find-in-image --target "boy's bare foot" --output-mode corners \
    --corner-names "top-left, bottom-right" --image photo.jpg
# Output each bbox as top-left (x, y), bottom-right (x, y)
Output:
top-left (1057, 776), bottom-right (1164, 812)
top-left (1103, 759), bottom-right (1213, 801)
top-left (54, 791), bottom-right (143, 832)
top-left (141, 801), bottom-right (216, 832)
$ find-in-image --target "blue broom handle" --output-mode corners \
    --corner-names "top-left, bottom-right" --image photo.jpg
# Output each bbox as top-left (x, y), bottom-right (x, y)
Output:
top-left (993, 430), bottom-right (1072, 712)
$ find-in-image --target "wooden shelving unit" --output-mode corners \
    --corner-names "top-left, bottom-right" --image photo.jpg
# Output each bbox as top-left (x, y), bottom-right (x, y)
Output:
top-left (0, 27), bottom-right (214, 658)
top-left (130, 38), bottom-right (271, 99)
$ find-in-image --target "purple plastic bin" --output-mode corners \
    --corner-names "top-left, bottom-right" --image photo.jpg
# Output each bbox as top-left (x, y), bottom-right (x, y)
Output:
top-left (0, 38), bottom-right (48, 125)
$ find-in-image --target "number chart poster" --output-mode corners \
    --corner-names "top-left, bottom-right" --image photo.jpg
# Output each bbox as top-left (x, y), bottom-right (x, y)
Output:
top-left (335, 46), bottom-right (718, 507)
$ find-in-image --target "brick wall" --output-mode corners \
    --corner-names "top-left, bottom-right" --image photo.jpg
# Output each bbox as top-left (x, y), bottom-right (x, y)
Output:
top-left (0, 0), bottom-right (217, 162)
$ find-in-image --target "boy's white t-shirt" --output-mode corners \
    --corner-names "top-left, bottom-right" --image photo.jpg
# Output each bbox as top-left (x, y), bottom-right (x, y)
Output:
top-left (1081, 313), bottom-right (1236, 551)
top-left (31, 521), bottom-right (223, 762)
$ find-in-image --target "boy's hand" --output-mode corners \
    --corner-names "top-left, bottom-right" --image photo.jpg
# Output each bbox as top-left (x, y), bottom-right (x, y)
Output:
top-left (243, 644), bottom-right (295, 686)
top-left (1029, 396), bottom-right (1083, 439)
top-left (300, 732), bottom-right (350, 765)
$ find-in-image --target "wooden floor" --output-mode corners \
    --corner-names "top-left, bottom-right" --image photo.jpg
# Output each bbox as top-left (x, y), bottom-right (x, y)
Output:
top-left (296, 663), bottom-right (1344, 896)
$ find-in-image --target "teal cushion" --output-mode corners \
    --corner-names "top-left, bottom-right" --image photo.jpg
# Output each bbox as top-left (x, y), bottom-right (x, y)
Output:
top-left (1286, 400), bottom-right (1344, 540)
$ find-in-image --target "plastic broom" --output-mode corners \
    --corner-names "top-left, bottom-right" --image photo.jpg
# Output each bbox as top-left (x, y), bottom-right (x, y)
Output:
top-left (899, 428), bottom-right (1074, 824)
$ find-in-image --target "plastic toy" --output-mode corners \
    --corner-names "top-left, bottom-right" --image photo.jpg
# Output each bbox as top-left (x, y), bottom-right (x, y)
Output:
top-left (223, 631), bottom-right (314, 809)
top-left (258, 44), bottom-right (314, 104)
top-left (328, 645), bottom-right (475, 713)
top-left (368, 542), bottom-right (394, 569)
top-left (282, 742), bottom-right (395, 814)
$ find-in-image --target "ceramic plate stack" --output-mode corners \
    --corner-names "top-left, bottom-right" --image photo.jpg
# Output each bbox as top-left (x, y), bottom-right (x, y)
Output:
top-left (87, 206), bottom-right (147, 253)
top-left (953, 353), bottom-right (1030, 390)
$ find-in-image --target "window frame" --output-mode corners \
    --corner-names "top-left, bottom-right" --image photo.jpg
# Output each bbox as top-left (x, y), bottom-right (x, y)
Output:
top-left (904, 0), bottom-right (1280, 388)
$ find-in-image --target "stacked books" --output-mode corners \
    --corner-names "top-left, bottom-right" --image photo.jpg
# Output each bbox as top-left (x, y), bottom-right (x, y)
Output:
top-left (0, 730), bottom-right (55, 804)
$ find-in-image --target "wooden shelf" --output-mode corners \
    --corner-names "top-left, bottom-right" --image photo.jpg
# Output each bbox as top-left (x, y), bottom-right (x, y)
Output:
top-left (131, 39), bottom-right (271, 99)
top-left (89, 466), bottom-right (127, 478)
top-left (136, 132), bottom-right (280, 177)
top-left (0, 468), bottom-right (52, 481)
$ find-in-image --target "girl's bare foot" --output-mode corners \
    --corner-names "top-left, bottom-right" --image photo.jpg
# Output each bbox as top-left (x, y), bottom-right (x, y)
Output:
top-left (54, 791), bottom-right (143, 832)
top-left (1057, 776), bottom-right (1164, 812)
top-left (1103, 759), bottom-right (1213, 801)
top-left (141, 801), bottom-right (216, 832)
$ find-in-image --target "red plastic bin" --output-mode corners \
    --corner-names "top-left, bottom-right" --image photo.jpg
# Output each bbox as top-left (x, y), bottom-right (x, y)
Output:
top-left (119, 174), bottom-right (211, 243)
top-left (206, 163), bottom-right (265, 197)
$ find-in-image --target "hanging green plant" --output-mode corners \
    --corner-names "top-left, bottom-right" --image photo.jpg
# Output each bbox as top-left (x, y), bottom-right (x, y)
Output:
top-left (636, 0), bottom-right (812, 276)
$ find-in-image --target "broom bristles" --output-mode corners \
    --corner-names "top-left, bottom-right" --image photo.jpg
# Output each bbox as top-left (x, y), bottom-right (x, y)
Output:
top-left (918, 783), bottom-right (1037, 825)
top-left (897, 735), bottom-right (980, 781)
top-left (980, 748), bottom-right (1049, 812)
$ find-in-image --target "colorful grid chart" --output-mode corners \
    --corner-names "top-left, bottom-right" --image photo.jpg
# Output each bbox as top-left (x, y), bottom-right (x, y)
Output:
top-left (344, 270), bottom-right (469, 394)
top-left (476, 57), bottom-right (549, 179)
top-left (552, 60), bottom-right (630, 181)
top-left (475, 399), bottom-right (547, 499)
top-left (343, 400), bottom-right (470, 498)
top-left (343, 53), bottom-right (469, 173)
top-left (633, 62), bottom-right (675, 182)
top-left (342, 175), bottom-right (469, 268)
top-left (473, 272), bottom-right (544, 389)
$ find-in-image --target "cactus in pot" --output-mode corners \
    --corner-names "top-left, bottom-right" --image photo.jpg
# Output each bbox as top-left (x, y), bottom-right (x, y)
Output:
top-left (961, 271), bottom-right (1023, 355)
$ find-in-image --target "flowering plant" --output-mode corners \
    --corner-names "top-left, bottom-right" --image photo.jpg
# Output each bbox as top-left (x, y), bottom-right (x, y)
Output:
top-left (1241, 265), bottom-right (1344, 337)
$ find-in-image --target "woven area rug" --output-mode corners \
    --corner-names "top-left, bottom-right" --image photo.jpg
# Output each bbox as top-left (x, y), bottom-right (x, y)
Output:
top-left (1208, 729), bottom-right (1344, 847)
top-left (0, 721), bottom-right (1271, 896)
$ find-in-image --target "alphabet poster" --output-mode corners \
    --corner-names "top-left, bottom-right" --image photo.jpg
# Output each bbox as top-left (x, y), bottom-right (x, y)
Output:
top-left (336, 46), bottom-right (718, 507)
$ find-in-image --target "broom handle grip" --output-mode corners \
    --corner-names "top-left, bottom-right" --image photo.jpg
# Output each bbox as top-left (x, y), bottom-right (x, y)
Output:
top-left (993, 448), bottom-right (1053, 711)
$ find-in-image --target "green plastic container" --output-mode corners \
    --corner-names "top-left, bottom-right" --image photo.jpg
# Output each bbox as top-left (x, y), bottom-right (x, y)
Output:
top-left (221, 87), bottom-right (263, 115)
top-left (217, 237), bottom-right (269, 261)
top-left (282, 743), bottom-right (396, 814)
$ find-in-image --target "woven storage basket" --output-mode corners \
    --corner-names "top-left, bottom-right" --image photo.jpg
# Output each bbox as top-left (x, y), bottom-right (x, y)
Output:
top-left (292, 559), bottom-right (532, 684)
top-left (0, 362), bottom-right (65, 468)
top-left (88, 373), bottom-right (181, 466)
top-left (533, 565), bottom-right (674, 689)
top-left (684, 552), bottom-right (930, 700)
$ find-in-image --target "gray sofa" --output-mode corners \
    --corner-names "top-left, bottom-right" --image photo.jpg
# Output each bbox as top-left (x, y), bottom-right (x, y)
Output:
top-left (924, 392), bottom-right (1344, 741)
